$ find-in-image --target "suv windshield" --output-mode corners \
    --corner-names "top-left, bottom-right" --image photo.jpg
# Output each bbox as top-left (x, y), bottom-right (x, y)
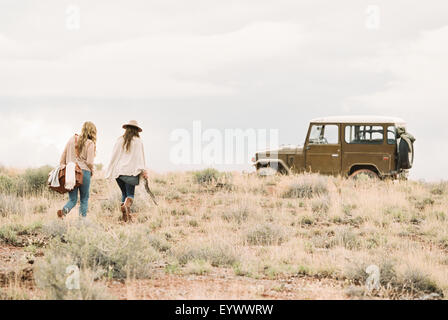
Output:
top-left (309, 124), bottom-right (338, 144)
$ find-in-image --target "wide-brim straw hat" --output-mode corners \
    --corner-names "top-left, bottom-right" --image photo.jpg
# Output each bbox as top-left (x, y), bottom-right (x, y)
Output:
top-left (122, 120), bottom-right (143, 132)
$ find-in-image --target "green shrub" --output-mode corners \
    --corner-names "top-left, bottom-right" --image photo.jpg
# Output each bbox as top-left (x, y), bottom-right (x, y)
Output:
top-left (343, 261), bottom-right (443, 296)
top-left (34, 254), bottom-right (112, 300)
top-left (336, 228), bottom-right (361, 250)
top-left (414, 198), bottom-right (435, 211)
top-left (174, 244), bottom-right (238, 267)
top-left (0, 166), bottom-right (52, 196)
top-left (402, 269), bottom-right (443, 296)
top-left (384, 206), bottom-right (408, 223)
top-left (193, 168), bottom-right (221, 184)
top-left (221, 207), bottom-right (249, 224)
top-left (101, 198), bottom-right (119, 212)
top-left (42, 220), bottom-right (68, 238)
top-left (344, 260), bottom-right (398, 287)
top-left (22, 166), bottom-right (52, 194)
top-left (309, 230), bottom-right (338, 249)
top-left (33, 201), bottom-right (49, 214)
top-left (0, 194), bottom-right (24, 217)
top-left (185, 259), bottom-right (212, 275)
top-left (0, 175), bottom-right (15, 194)
top-left (429, 182), bottom-right (447, 195)
top-left (100, 190), bottom-right (123, 213)
top-left (246, 224), bottom-right (286, 245)
top-left (0, 222), bottom-right (43, 246)
top-left (131, 198), bottom-right (150, 213)
top-left (300, 216), bottom-right (315, 226)
top-left (147, 234), bottom-right (171, 252)
top-left (0, 287), bottom-right (32, 300)
top-left (283, 176), bottom-right (328, 199)
top-left (311, 197), bottom-right (330, 214)
top-left (47, 226), bottom-right (160, 279)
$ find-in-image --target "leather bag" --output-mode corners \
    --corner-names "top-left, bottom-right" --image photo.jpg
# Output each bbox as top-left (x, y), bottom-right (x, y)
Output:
top-left (49, 164), bottom-right (84, 194)
top-left (49, 134), bottom-right (84, 194)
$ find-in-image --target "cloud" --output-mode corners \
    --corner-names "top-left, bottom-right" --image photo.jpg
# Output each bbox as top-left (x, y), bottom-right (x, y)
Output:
top-left (0, 112), bottom-right (72, 167)
top-left (1, 1), bottom-right (448, 180)
top-left (343, 26), bottom-right (448, 180)
top-left (0, 21), bottom-right (303, 99)
top-left (345, 26), bottom-right (448, 112)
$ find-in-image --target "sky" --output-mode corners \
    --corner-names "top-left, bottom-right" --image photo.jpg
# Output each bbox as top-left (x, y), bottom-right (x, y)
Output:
top-left (0, 0), bottom-right (447, 181)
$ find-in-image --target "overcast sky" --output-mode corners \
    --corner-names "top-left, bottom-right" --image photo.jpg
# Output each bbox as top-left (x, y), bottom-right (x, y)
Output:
top-left (0, 0), bottom-right (447, 181)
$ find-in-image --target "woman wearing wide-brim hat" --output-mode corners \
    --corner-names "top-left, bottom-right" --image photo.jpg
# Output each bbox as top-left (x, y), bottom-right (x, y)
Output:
top-left (105, 120), bottom-right (149, 222)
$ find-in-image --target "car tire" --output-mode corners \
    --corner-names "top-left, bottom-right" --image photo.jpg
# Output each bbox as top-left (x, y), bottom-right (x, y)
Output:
top-left (350, 169), bottom-right (379, 180)
top-left (398, 138), bottom-right (414, 169)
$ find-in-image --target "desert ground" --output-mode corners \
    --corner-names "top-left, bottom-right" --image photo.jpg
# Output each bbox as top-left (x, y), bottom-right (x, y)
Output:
top-left (0, 166), bottom-right (447, 300)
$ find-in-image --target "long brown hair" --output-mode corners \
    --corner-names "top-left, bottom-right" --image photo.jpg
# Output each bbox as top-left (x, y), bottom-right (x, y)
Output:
top-left (122, 126), bottom-right (140, 152)
top-left (77, 121), bottom-right (97, 155)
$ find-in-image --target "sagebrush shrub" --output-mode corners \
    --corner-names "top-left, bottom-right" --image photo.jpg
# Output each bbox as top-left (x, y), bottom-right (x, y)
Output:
top-left (34, 254), bottom-right (112, 300)
top-left (185, 259), bottom-right (212, 275)
top-left (148, 233), bottom-right (171, 252)
top-left (246, 224), bottom-right (286, 245)
top-left (344, 260), bottom-right (398, 288)
top-left (336, 228), bottom-right (360, 250)
top-left (283, 176), bottom-right (329, 199)
top-left (174, 243), bottom-right (238, 267)
top-left (311, 197), bottom-right (330, 214)
top-left (0, 194), bottom-right (24, 217)
top-left (0, 166), bottom-right (52, 196)
top-left (22, 166), bottom-right (52, 195)
top-left (402, 269), bottom-right (443, 295)
top-left (47, 225), bottom-right (160, 279)
top-left (0, 222), bottom-right (43, 246)
top-left (42, 220), bottom-right (68, 238)
top-left (221, 207), bottom-right (249, 224)
top-left (193, 168), bottom-right (221, 184)
top-left (0, 175), bottom-right (15, 194)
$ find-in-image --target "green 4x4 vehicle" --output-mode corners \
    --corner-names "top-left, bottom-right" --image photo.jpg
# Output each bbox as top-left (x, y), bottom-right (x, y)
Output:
top-left (253, 116), bottom-right (415, 179)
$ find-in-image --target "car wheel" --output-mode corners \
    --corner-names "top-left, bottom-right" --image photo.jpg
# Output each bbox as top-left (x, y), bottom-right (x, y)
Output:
top-left (350, 169), bottom-right (378, 180)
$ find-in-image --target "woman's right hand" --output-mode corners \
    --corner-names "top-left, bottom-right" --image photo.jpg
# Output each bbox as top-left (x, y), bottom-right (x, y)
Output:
top-left (142, 170), bottom-right (149, 180)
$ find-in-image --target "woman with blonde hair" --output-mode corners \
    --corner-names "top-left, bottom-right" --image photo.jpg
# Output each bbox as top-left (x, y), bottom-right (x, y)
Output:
top-left (106, 120), bottom-right (148, 222)
top-left (57, 121), bottom-right (97, 219)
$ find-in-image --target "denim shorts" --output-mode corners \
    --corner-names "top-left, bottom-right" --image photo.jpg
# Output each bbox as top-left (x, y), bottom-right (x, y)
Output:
top-left (118, 175), bottom-right (140, 186)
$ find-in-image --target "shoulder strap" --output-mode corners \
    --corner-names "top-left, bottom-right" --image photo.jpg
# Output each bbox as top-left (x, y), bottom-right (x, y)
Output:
top-left (74, 134), bottom-right (80, 157)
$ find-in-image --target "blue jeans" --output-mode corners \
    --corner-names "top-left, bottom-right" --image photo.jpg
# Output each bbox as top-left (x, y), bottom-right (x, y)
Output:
top-left (116, 176), bottom-right (136, 203)
top-left (63, 170), bottom-right (91, 217)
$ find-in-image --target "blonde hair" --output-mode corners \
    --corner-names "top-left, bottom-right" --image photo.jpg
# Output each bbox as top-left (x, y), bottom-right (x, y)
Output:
top-left (77, 121), bottom-right (97, 155)
top-left (122, 126), bottom-right (140, 152)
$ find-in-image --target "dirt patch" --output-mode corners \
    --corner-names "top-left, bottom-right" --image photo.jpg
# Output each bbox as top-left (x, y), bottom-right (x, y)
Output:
top-left (107, 269), bottom-right (348, 300)
top-left (0, 246), bottom-right (35, 288)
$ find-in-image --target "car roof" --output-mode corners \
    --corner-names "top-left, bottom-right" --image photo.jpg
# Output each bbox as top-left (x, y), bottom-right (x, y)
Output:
top-left (310, 115), bottom-right (407, 126)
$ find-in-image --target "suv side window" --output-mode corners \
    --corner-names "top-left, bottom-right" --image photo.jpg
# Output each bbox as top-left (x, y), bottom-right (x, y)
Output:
top-left (387, 126), bottom-right (397, 144)
top-left (345, 125), bottom-right (384, 144)
top-left (309, 124), bottom-right (339, 145)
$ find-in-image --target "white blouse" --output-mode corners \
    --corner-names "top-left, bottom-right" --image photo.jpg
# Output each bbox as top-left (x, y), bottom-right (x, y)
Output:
top-left (105, 136), bottom-right (147, 179)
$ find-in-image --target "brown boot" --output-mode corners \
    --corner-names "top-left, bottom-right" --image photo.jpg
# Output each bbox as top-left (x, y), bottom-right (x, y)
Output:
top-left (124, 197), bottom-right (133, 222)
top-left (120, 203), bottom-right (127, 222)
top-left (57, 209), bottom-right (65, 219)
